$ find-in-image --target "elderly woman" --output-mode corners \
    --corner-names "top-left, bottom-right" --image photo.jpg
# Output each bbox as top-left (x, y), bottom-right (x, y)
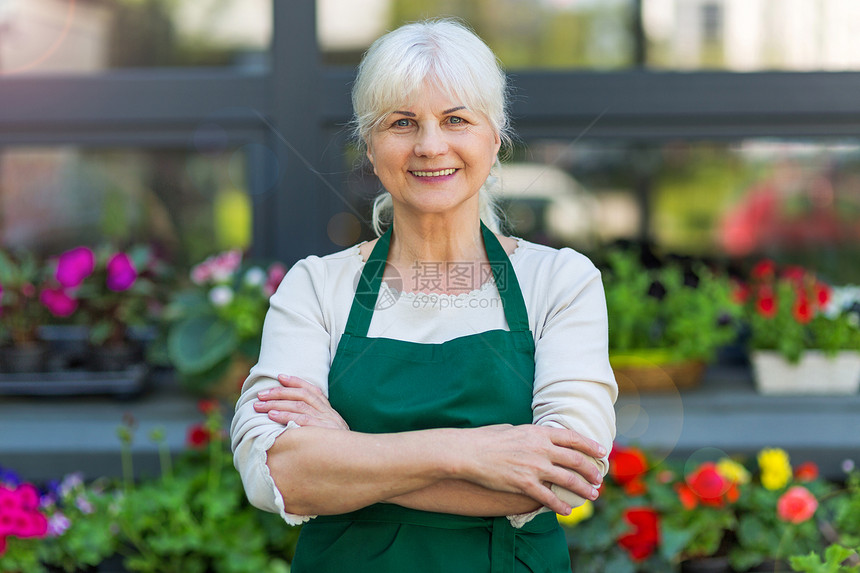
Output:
top-left (231, 19), bottom-right (617, 572)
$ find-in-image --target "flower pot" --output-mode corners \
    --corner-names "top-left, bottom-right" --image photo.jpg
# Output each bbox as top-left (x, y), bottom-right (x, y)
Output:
top-left (0, 343), bottom-right (49, 373)
top-left (88, 342), bottom-right (143, 372)
top-left (611, 350), bottom-right (706, 393)
top-left (751, 350), bottom-right (860, 395)
top-left (208, 356), bottom-right (254, 401)
top-left (680, 555), bottom-right (732, 573)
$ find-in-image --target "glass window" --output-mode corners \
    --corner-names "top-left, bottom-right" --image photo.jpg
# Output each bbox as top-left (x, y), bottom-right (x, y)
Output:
top-left (500, 139), bottom-right (860, 283)
top-left (0, 146), bottom-right (255, 266)
top-left (644, 0), bottom-right (860, 71)
top-left (317, 0), bottom-right (635, 69)
top-left (0, 0), bottom-right (271, 76)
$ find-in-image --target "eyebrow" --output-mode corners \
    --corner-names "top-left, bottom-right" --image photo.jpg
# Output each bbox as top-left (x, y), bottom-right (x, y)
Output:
top-left (390, 106), bottom-right (467, 117)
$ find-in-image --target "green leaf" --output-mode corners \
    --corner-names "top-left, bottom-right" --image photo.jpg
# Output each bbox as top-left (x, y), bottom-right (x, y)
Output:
top-left (167, 314), bottom-right (238, 374)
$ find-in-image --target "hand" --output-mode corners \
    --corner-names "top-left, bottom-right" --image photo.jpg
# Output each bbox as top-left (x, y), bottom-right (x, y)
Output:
top-left (459, 424), bottom-right (606, 515)
top-left (253, 375), bottom-right (349, 430)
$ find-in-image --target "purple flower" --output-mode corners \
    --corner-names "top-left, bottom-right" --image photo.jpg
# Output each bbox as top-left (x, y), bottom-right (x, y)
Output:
top-left (106, 253), bottom-right (137, 292)
top-left (0, 466), bottom-right (21, 487)
top-left (47, 512), bottom-right (71, 536)
top-left (40, 288), bottom-right (78, 318)
top-left (75, 495), bottom-right (94, 515)
top-left (55, 247), bottom-right (95, 288)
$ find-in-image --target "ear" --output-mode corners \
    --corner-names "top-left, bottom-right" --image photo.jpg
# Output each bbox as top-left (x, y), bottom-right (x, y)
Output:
top-left (365, 142), bottom-right (377, 174)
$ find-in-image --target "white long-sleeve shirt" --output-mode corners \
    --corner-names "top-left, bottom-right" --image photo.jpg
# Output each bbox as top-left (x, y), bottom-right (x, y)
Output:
top-left (230, 237), bottom-right (618, 527)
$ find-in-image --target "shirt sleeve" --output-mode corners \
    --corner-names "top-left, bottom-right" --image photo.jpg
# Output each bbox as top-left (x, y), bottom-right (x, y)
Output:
top-left (230, 256), bottom-right (333, 526)
top-left (507, 248), bottom-right (618, 529)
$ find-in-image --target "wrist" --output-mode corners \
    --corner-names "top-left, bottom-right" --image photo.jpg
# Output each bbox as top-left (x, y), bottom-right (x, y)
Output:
top-left (430, 427), bottom-right (469, 480)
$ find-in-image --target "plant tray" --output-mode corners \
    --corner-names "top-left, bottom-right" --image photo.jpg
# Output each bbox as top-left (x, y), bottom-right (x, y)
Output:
top-left (0, 364), bottom-right (149, 399)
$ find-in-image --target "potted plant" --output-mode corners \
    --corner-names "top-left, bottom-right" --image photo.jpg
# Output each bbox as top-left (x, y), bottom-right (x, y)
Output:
top-left (602, 250), bottom-right (742, 393)
top-left (164, 250), bottom-right (287, 398)
top-left (728, 449), bottom-right (831, 572)
top-left (0, 250), bottom-right (51, 373)
top-left (0, 468), bottom-right (119, 573)
top-left (110, 401), bottom-right (299, 572)
top-left (44, 245), bottom-right (170, 372)
top-left (738, 260), bottom-right (860, 395)
top-left (562, 443), bottom-right (675, 572)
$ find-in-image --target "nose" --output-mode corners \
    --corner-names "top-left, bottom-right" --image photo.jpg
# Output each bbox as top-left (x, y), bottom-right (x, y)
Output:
top-left (413, 125), bottom-right (448, 158)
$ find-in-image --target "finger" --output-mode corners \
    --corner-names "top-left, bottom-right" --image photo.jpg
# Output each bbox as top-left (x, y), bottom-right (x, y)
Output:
top-left (258, 387), bottom-right (329, 412)
top-left (548, 449), bottom-right (604, 487)
top-left (278, 374), bottom-right (325, 397)
top-left (267, 409), bottom-right (344, 430)
top-left (521, 480), bottom-right (571, 516)
top-left (544, 427), bottom-right (607, 459)
top-left (545, 466), bottom-right (601, 503)
top-left (254, 399), bottom-right (314, 415)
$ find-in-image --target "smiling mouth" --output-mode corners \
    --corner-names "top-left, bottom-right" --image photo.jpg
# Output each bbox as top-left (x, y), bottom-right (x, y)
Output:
top-left (410, 168), bottom-right (458, 177)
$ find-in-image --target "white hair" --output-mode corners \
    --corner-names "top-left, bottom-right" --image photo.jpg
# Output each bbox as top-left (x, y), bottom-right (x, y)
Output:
top-left (351, 19), bottom-right (511, 236)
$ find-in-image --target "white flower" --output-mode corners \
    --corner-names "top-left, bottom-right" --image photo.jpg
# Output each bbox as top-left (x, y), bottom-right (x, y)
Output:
top-left (209, 285), bottom-right (234, 307)
top-left (244, 267), bottom-right (266, 287)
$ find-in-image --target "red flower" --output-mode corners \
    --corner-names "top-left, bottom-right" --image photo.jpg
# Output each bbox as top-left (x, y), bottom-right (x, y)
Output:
top-left (794, 461), bottom-right (819, 482)
top-left (731, 281), bottom-right (751, 304)
top-left (617, 507), bottom-right (660, 562)
top-left (609, 445), bottom-right (648, 496)
top-left (814, 283), bottom-right (831, 308)
top-left (106, 253), bottom-right (138, 292)
top-left (186, 423), bottom-right (211, 449)
top-left (780, 265), bottom-right (806, 284)
top-left (756, 286), bottom-right (777, 318)
top-left (793, 293), bottom-right (813, 324)
top-left (751, 260), bottom-right (776, 280)
top-left (197, 399), bottom-right (219, 415)
top-left (676, 462), bottom-right (739, 509)
top-left (777, 486), bottom-right (818, 524)
top-left (55, 247), bottom-right (95, 288)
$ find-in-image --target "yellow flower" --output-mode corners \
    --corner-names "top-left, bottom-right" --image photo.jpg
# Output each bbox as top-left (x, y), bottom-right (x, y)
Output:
top-left (758, 448), bottom-right (792, 490)
top-left (556, 500), bottom-right (594, 527)
top-left (716, 458), bottom-right (751, 485)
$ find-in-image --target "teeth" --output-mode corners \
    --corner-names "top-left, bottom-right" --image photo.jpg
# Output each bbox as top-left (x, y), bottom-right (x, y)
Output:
top-left (412, 168), bottom-right (457, 177)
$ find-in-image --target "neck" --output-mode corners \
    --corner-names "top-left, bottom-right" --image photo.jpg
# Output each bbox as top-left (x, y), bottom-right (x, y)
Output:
top-left (389, 206), bottom-right (486, 264)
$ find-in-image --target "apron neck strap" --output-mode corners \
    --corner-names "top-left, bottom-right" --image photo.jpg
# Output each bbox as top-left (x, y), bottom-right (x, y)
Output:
top-left (343, 221), bottom-right (530, 337)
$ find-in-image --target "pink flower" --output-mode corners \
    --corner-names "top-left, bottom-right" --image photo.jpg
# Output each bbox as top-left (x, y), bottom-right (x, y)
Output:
top-left (190, 262), bottom-right (212, 285)
top-left (40, 288), bottom-right (78, 317)
top-left (211, 250), bottom-right (242, 282)
top-left (0, 483), bottom-right (48, 545)
top-left (264, 262), bottom-right (288, 296)
top-left (777, 486), bottom-right (818, 524)
top-left (106, 253), bottom-right (137, 292)
top-left (55, 247), bottom-right (95, 288)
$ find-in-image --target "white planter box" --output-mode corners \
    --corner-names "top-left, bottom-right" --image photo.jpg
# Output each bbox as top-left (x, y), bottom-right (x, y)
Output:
top-left (751, 350), bottom-right (860, 395)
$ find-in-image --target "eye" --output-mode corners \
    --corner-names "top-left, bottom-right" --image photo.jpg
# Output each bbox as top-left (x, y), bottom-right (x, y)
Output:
top-left (448, 116), bottom-right (465, 125)
top-left (392, 118), bottom-right (411, 128)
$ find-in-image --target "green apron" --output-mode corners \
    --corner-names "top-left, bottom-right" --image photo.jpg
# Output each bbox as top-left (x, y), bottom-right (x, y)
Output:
top-left (290, 222), bottom-right (571, 573)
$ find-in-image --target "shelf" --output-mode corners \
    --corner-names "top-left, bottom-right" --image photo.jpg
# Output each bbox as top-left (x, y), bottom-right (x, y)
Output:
top-left (1, 365), bottom-right (857, 483)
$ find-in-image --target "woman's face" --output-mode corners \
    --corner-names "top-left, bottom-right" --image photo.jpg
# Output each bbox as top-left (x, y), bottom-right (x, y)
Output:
top-left (366, 82), bottom-right (501, 220)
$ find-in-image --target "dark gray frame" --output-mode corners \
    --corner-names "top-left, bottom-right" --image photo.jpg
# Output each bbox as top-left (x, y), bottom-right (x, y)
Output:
top-left (2, 2), bottom-right (860, 263)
